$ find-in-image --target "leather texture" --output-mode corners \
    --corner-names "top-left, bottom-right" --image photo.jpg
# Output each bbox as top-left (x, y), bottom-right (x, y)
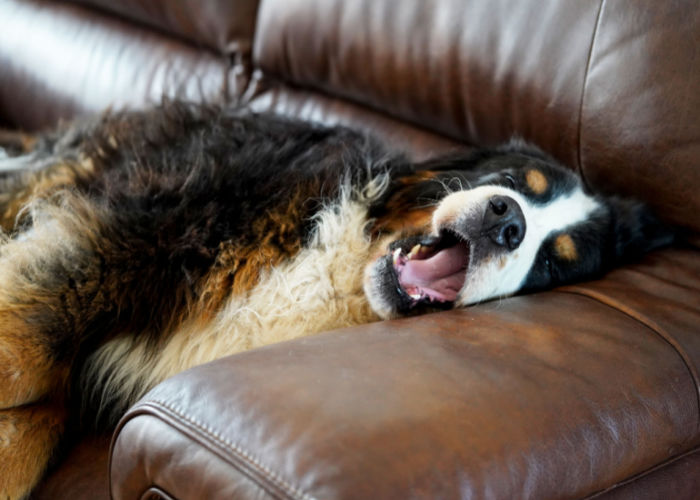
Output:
top-left (113, 249), bottom-right (700, 499)
top-left (254, 0), bottom-right (599, 165)
top-left (111, 416), bottom-right (275, 500)
top-left (578, 0), bottom-right (700, 235)
top-left (31, 435), bottom-right (112, 500)
top-left (253, 0), bottom-right (700, 233)
top-left (66, 0), bottom-right (260, 54)
top-left (0, 0), bottom-right (244, 130)
top-left (0, 0), bottom-right (698, 498)
top-left (247, 76), bottom-right (464, 162)
top-left (594, 449), bottom-right (700, 500)
top-left (562, 248), bottom-right (700, 396)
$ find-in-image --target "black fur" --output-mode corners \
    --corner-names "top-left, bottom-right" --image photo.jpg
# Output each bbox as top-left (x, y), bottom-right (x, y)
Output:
top-left (0, 103), bottom-right (678, 500)
top-left (0, 103), bottom-right (674, 420)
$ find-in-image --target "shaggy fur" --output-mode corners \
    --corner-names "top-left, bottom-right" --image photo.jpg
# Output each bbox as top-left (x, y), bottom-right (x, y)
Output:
top-left (0, 102), bottom-right (672, 499)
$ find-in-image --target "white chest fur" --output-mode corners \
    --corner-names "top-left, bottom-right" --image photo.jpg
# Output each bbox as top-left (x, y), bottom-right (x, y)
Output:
top-left (84, 186), bottom-right (384, 412)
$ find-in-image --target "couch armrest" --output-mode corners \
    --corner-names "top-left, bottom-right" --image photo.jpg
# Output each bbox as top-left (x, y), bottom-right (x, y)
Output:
top-left (110, 285), bottom-right (699, 499)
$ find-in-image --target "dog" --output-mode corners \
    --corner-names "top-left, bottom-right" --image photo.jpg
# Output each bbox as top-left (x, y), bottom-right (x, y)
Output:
top-left (0, 102), bottom-right (672, 498)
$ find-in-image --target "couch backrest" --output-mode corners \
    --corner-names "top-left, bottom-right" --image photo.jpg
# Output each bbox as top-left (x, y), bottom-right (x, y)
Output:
top-left (252, 0), bottom-right (700, 234)
top-left (0, 0), bottom-right (259, 127)
top-left (0, 0), bottom-right (698, 234)
top-left (68, 0), bottom-right (259, 55)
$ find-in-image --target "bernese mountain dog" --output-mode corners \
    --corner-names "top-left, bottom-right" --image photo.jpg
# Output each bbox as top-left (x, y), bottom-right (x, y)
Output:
top-left (0, 102), bottom-right (672, 498)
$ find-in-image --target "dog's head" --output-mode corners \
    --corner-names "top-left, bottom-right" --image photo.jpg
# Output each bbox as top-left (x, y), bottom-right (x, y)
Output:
top-left (364, 141), bottom-right (673, 319)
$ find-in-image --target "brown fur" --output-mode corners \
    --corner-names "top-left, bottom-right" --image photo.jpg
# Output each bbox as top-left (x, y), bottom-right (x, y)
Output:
top-left (554, 233), bottom-right (578, 261)
top-left (371, 171), bottom-right (440, 235)
top-left (0, 159), bottom-right (94, 230)
top-left (525, 168), bottom-right (548, 195)
top-left (0, 402), bottom-right (67, 499)
top-left (0, 312), bottom-right (69, 409)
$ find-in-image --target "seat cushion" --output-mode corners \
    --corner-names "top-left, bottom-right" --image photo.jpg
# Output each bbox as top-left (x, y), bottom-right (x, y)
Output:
top-left (110, 248), bottom-right (700, 499)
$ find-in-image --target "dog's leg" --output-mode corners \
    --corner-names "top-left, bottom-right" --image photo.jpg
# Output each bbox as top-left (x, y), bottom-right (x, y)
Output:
top-left (0, 280), bottom-right (72, 500)
top-left (0, 193), bottom-right (110, 499)
top-left (0, 402), bottom-right (67, 500)
top-left (0, 312), bottom-right (70, 410)
top-left (0, 232), bottom-right (84, 411)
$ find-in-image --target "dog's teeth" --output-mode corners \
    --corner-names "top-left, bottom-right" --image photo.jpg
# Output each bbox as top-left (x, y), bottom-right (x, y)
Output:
top-left (408, 244), bottom-right (421, 259)
top-left (392, 248), bottom-right (402, 266)
top-left (409, 292), bottom-right (422, 300)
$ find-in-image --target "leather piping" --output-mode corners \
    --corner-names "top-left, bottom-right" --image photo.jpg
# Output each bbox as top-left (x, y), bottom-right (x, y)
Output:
top-left (112, 400), bottom-right (315, 500)
top-left (584, 445), bottom-right (700, 499)
top-left (557, 286), bottom-right (700, 430)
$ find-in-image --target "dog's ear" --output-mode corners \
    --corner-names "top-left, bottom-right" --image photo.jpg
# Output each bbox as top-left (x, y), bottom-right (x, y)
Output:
top-left (608, 197), bottom-right (675, 261)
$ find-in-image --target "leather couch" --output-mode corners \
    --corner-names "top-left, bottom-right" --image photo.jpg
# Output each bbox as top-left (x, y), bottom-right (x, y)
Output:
top-left (1, 0), bottom-right (698, 498)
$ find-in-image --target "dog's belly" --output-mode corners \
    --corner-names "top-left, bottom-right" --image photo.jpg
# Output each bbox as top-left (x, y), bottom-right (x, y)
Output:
top-left (82, 189), bottom-right (383, 415)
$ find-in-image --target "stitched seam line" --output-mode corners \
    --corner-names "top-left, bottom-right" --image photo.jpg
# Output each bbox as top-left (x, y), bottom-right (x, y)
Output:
top-left (582, 446), bottom-right (700, 499)
top-left (135, 400), bottom-right (315, 500)
top-left (556, 287), bottom-right (700, 429)
top-left (576, 0), bottom-right (605, 185)
top-left (142, 400), bottom-right (312, 500)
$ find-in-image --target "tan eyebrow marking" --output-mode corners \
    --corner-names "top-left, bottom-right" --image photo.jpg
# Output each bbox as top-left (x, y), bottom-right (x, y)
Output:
top-left (525, 169), bottom-right (548, 194)
top-left (554, 234), bottom-right (578, 261)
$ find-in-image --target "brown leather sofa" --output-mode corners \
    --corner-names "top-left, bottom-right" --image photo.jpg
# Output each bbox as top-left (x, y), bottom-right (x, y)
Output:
top-left (1, 0), bottom-right (699, 498)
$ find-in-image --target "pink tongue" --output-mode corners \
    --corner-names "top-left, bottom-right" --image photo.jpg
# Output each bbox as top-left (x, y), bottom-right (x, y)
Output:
top-left (399, 244), bottom-right (468, 301)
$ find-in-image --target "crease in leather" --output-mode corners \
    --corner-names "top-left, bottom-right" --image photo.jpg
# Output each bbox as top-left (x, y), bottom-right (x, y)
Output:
top-left (575, 0), bottom-right (605, 185)
top-left (115, 400), bottom-right (314, 500)
top-left (239, 70), bottom-right (472, 151)
top-left (556, 286), bottom-right (700, 430)
top-left (141, 486), bottom-right (176, 500)
top-left (583, 445), bottom-right (700, 499)
top-left (73, 1), bottom-right (221, 57)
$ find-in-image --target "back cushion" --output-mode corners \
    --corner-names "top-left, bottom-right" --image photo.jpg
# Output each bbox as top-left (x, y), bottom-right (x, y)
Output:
top-left (66, 0), bottom-right (260, 54)
top-left (253, 0), bottom-right (700, 233)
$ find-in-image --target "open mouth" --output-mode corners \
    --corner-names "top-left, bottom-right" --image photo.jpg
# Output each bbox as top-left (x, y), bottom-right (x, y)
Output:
top-left (391, 230), bottom-right (470, 308)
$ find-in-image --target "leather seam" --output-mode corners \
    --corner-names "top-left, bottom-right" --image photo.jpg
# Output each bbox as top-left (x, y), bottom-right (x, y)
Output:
top-left (555, 287), bottom-right (700, 429)
top-left (133, 399), bottom-right (314, 500)
top-left (582, 445), bottom-right (700, 499)
top-left (576, 0), bottom-right (605, 185)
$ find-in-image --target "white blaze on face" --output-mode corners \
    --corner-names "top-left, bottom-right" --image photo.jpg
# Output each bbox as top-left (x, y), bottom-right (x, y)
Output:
top-left (431, 185), bottom-right (602, 305)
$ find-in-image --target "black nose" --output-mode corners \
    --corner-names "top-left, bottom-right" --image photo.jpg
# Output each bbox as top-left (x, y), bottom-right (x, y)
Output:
top-left (483, 195), bottom-right (526, 250)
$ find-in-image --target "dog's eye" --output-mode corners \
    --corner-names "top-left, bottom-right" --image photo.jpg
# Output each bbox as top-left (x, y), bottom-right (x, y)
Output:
top-left (545, 257), bottom-right (552, 272)
top-left (544, 256), bottom-right (559, 281)
top-left (503, 174), bottom-right (517, 189)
